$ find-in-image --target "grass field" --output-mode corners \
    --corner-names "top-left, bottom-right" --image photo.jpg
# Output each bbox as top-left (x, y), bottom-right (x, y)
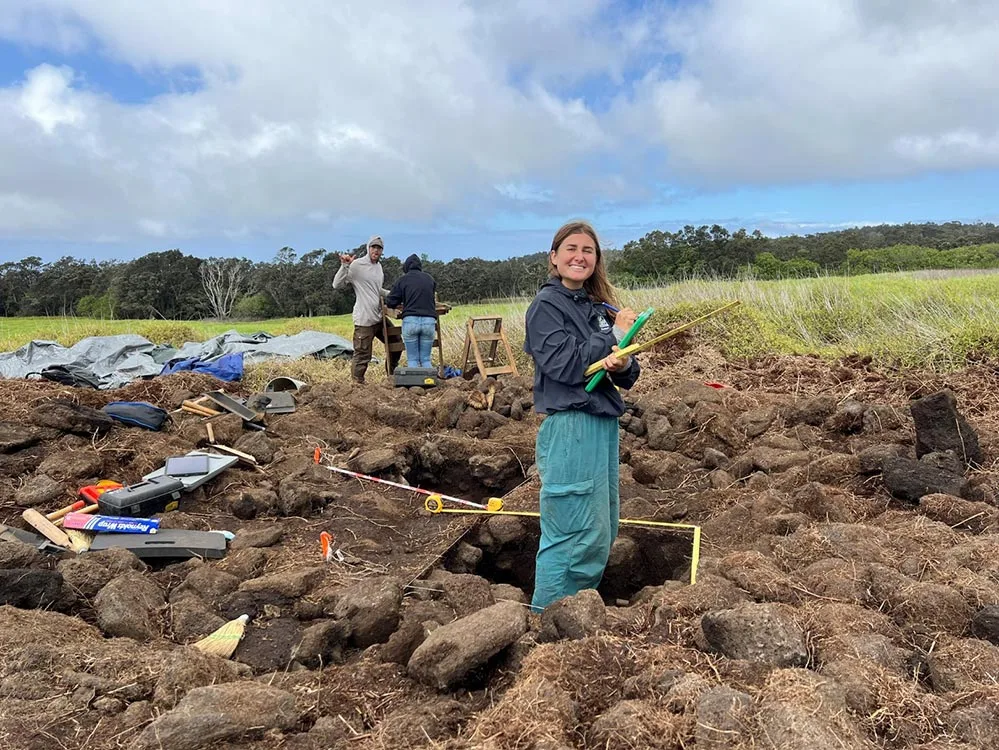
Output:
top-left (4, 270), bottom-right (999, 383)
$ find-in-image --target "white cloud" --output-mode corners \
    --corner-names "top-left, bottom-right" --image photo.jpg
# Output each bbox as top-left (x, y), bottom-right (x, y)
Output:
top-left (17, 64), bottom-right (85, 133)
top-left (894, 130), bottom-right (999, 165)
top-left (0, 192), bottom-right (69, 231)
top-left (0, 0), bottom-right (995, 246)
top-left (495, 183), bottom-right (554, 204)
top-left (0, 2), bottom-right (89, 55)
top-left (0, 0), bottom-right (633, 242)
top-left (137, 219), bottom-right (166, 237)
top-left (631, 0), bottom-right (999, 183)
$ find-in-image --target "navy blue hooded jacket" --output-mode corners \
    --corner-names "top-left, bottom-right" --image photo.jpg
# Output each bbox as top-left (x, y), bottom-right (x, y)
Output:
top-left (524, 278), bottom-right (640, 418)
top-left (386, 255), bottom-right (437, 318)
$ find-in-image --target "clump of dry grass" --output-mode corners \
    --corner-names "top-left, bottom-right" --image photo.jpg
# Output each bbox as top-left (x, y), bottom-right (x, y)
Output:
top-left (772, 524), bottom-right (893, 570)
top-left (463, 672), bottom-right (578, 748)
top-left (586, 698), bottom-right (685, 749)
top-left (870, 511), bottom-right (964, 557)
top-left (464, 635), bottom-right (640, 747)
top-left (242, 356), bottom-right (352, 391)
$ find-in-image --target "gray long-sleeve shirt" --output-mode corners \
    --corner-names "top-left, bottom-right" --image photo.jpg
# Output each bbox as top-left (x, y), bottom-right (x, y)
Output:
top-left (332, 255), bottom-right (391, 326)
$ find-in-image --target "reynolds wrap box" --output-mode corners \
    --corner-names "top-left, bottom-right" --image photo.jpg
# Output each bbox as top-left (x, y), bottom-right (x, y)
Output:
top-left (63, 513), bottom-right (160, 534)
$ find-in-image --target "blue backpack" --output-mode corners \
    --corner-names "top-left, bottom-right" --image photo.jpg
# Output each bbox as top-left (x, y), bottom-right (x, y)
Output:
top-left (102, 401), bottom-right (169, 430)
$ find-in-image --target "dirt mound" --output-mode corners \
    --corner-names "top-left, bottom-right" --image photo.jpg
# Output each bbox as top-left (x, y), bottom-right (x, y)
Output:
top-left (2, 352), bottom-right (999, 748)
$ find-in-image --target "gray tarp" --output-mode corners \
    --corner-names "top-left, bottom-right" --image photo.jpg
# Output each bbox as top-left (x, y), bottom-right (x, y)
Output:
top-left (0, 329), bottom-right (353, 389)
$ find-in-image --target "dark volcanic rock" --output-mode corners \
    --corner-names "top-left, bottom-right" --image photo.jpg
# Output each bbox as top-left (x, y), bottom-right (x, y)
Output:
top-left (407, 600), bottom-right (527, 690)
top-left (294, 619), bottom-right (348, 668)
top-left (31, 400), bottom-right (113, 437)
top-left (348, 448), bottom-right (400, 474)
top-left (467, 452), bottom-right (521, 488)
top-left (825, 399), bottom-right (867, 433)
top-left (230, 525), bottom-right (284, 550)
top-left (695, 686), bottom-right (753, 749)
top-left (232, 432), bottom-right (276, 465)
top-left (132, 681), bottom-right (299, 750)
top-left (882, 456), bottom-right (970, 503)
top-left (331, 576), bottom-right (403, 648)
top-left (856, 443), bottom-right (908, 474)
top-left (0, 539), bottom-right (47, 569)
top-left (38, 449), bottom-right (104, 482)
top-left (971, 606), bottom-right (999, 645)
top-left (57, 548), bottom-right (147, 600)
top-left (14, 474), bottom-right (66, 507)
top-left (0, 445), bottom-right (45, 478)
top-left (0, 568), bottom-right (64, 609)
top-left (0, 422), bottom-right (41, 453)
top-left (436, 571), bottom-right (495, 617)
top-left (700, 603), bottom-right (808, 667)
top-left (94, 571), bottom-right (165, 641)
top-left (540, 589), bottom-right (607, 642)
top-left (910, 390), bottom-right (983, 466)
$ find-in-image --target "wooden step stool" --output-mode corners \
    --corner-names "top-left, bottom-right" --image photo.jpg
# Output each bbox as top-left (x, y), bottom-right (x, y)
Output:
top-left (460, 316), bottom-right (520, 380)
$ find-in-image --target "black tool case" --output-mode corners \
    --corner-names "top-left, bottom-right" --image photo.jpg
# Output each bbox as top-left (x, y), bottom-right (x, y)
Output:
top-left (97, 476), bottom-right (185, 517)
top-left (392, 367), bottom-right (439, 387)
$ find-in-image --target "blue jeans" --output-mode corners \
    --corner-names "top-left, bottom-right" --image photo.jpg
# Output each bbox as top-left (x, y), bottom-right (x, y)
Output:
top-left (401, 316), bottom-right (436, 368)
top-left (531, 410), bottom-right (620, 610)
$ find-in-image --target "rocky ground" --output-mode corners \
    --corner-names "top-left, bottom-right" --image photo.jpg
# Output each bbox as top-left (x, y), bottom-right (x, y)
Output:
top-left (3, 341), bottom-right (999, 750)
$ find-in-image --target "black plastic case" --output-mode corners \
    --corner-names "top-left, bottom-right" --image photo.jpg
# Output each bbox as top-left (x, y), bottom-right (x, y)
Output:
top-left (97, 476), bottom-right (185, 517)
top-left (392, 367), bottom-right (439, 387)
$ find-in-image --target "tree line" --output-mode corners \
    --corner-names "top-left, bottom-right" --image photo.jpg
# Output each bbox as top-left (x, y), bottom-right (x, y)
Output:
top-left (613, 221), bottom-right (999, 282)
top-left (2, 221), bottom-right (999, 320)
top-left (0, 245), bottom-right (552, 320)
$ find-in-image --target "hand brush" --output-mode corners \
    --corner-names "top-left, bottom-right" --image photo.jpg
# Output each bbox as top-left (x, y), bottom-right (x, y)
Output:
top-left (192, 614), bottom-right (250, 658)
top-left (65, 528), bottom-right (94, 553)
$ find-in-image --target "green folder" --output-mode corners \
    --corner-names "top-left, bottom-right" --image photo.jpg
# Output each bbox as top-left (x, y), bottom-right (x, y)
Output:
top-left (585, 307), bottom-right (654, 393)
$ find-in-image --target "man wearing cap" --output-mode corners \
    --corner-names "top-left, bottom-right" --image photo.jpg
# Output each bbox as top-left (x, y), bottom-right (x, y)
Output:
top-left (333, 235), bottom-right (400, 383)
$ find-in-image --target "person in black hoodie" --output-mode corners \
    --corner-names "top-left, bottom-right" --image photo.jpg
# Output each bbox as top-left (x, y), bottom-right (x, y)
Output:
top-left (524, 220), bottom-right (640, 610)
top-left (386, 254), bottom-right (438, 368)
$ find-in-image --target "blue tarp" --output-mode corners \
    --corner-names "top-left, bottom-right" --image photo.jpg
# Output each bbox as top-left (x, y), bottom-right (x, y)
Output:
top-left (160, 352), bottom-right (245, 381)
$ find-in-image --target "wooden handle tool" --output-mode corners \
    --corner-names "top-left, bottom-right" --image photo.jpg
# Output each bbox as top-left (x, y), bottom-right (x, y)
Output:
top-left (53, 504), bottom-right (99, 527)
top-left (182, 400), bottom-right (221, 417)
top-left (46, 500), bottom-right (85, 522)
top-left (22, 509), bottom-right (71, 548)
top-left (208, 444), bottom-right (257, 464)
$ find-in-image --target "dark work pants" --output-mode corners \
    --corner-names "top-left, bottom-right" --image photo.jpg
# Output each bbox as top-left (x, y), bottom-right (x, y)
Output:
top-left (351, 321), bottom-right (401, 382)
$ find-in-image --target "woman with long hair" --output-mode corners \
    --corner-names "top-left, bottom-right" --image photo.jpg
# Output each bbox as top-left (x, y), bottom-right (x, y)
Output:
top-left (524, 220), bottom-right (641, 610)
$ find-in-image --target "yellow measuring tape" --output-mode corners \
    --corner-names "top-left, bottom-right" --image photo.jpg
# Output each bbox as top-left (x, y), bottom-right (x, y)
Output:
top-left (424, 495), bottom-right (701, 585)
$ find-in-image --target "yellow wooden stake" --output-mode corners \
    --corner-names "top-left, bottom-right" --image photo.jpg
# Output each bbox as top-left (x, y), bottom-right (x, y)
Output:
top-left (584, 300), bottom-right (741, 377)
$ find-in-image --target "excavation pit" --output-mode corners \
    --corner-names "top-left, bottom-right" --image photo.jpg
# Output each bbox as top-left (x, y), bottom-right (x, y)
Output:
top-left (436, 515), bottom-right (696, 604)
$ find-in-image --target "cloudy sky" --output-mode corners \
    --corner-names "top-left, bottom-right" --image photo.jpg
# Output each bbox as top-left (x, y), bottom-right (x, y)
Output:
top-left (1, 0), bottom-right (997, 262)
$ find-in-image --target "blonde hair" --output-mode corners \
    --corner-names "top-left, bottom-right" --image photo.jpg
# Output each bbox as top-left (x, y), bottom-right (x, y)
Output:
top-left (549, 220), bottom-right (620, 309)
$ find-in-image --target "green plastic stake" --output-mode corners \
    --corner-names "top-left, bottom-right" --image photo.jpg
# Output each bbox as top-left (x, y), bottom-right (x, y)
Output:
top-left (585, 307), bottom-right (654, 393)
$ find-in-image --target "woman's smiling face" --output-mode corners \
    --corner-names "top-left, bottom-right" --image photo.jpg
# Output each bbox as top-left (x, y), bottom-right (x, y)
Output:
top-left (550, 232), bottom-right (597, 289)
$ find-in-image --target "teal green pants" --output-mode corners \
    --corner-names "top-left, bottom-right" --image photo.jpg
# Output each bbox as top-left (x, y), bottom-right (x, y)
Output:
top-left (531, 410), bottom-right (620, 610)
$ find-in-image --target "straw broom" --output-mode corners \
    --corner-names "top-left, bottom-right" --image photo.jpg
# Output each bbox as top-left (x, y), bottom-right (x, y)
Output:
top-left (192, 614), bottom-right (249, 658)
top-left (65, 529), bottom-right (94, 553)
